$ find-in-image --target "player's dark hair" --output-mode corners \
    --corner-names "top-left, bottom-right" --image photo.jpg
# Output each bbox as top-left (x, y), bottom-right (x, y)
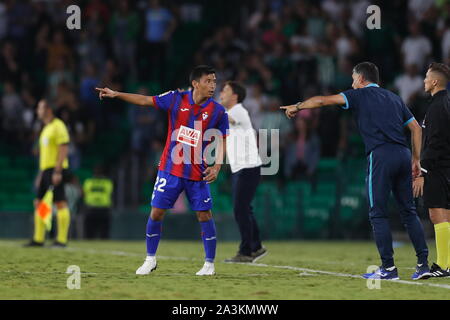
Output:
top-left (189, 65), bottom-right (215, 83)
top-left (353, 62), bottom-right (380, 84)
top-left (225, 81), bottom-right (246, 103)
top-left (428, 62), bottom-right (450, 82)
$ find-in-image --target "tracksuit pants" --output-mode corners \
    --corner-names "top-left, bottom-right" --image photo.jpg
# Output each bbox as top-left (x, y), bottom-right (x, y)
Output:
top-left (367, 143), bottom-right (428, 268)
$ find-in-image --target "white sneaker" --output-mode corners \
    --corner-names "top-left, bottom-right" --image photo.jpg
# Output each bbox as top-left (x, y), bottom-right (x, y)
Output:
top-left (196, 261), bottom-right (215, 276)
top-left (135, 256), bottom-right (157, 275)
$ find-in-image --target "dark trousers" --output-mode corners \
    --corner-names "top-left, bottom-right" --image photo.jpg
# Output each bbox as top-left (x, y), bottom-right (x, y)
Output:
top-left (84, 207), bottom-right (111, 239)
top-left (231, 166), bottom-right (262, 256)
top-left (367, 144), bottom-right (428, 268)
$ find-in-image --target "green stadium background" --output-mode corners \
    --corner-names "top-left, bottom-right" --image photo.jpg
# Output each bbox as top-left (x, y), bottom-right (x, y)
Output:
top-left (0, 0), bottom-right (437, 241)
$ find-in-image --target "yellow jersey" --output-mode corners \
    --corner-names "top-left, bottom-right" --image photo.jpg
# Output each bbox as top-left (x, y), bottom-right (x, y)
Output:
top-left (39, 118), bottom-right (70, 170)
top-left (83, 178), bottom-right (114, 208)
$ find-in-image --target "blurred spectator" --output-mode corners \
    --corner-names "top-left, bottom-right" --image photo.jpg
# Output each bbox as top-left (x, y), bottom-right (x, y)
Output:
top-left (441, 19), bottom-right (450, 62)
top-left (33, 24), bottom-right (50, 86)
top-left (247, 2), bottom-right (277, 35)
top-left (0, 41), bottom-right (21, 87)
top-left (394, 64), bottom-right (423, 106)
top-left (284, 109), bottom-right (321, 183)
top-left (401, 22), bottom-right (432, 72)
top-left (348, 0), bottom-right (370, 38)
top-left (129, 86), bottom-right (162, 157)
top-left (0, 2), bottom-right (7, 41)
top-left (243, 81), bottom-right (270, 130)
top-left (85, 0), bottom-right (110, 23)
top-left (46, 30), bottom-right (73, 72)
top-left (179, 3), bottom-right (202, 23)
top-left (80, 63), bottom-right (102, 132)
top-left (316, 42), bottom-right (335, 90)
top-left (109, 0), bottom-right (140, 79)
top-left (6, 0), bottom-right (33, 43)
top-left (76, 27), bottom-right (107, 73)
top-left (306, 4), bottom-right (327, 41)
top-left (47, 56), bottom-right (74, 98)
top-left (141, 0), bottom-right (176, 82)
top-left (321, 0), bottom-right (344, 22)
top-left (408, 0), bottom-right (435, 22)
top-left (1, 81), bottom-right (24, 142)
top-left (100, 59), bottom-right (125, 129)
top-left (82, 165), bottom-right (114, 239)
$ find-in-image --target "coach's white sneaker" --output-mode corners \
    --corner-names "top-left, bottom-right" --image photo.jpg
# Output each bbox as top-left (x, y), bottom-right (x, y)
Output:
top-left (136, 256), bottom-right (157, 275)
top-left (196, 261), bottom-right (215, 276)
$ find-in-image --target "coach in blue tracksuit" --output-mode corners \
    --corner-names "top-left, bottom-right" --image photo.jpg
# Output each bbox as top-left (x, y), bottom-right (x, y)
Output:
top-left (281, 62), bottom-right (430, 280)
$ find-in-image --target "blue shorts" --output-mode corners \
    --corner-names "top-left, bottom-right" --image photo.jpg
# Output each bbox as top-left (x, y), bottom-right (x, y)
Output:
top-left (151, 170), bottom-right (212, 211)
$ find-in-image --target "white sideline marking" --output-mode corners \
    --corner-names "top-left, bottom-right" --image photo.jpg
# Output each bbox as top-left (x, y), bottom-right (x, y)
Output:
top-left (2, 242), bottom-right (450, 290)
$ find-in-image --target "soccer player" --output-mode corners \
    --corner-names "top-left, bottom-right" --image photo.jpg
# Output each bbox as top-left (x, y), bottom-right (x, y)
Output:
top-left (219, 81), bottom-right (266, 263)
top-left (96, 65), bottom-right (228, 276)
top-left (413, 62), bottom-right (450, 278)
top-left (25, 99), bottom-right (71, 247)
top-left (281, 62), bottom-right (431, 280)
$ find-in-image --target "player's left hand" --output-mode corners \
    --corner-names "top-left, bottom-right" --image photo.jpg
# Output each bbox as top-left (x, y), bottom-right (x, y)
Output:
top-left (413, 176), bottom-right (424, 198)
top-left (52, 171), bottom-right (62, 186)
top-left (203, 166), bottom-right (220, 184)
top-left (280, 105), bottom-right (299, 119)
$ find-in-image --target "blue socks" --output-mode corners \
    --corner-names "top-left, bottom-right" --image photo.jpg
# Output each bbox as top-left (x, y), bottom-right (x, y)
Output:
top-left (200, 219), bottom-right (217, 263)
top-left (146, 217), bottom-right (162, 256)
top-left (146, 217), bottom-right (216, 262)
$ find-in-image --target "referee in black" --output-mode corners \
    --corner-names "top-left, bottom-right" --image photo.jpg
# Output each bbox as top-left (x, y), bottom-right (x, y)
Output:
top-left (281, 62), bottom-right (430, 280)
top-left (413, 62), bottom-right (450, 278)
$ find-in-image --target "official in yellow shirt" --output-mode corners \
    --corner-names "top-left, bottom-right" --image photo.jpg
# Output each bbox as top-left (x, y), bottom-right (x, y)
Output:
top-left (25, 99), bottom-right (71, 247)
top-left (83, 165), bottom-right (114, 239)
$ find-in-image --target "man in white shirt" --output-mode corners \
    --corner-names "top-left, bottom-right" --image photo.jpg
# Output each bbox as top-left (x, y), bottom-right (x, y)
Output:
top-left (394, 64), bottom-right (423, 105)
top-left (401, 22), bottom-right (432, 72)
top-left (219, 81), bottom-right (267, 263)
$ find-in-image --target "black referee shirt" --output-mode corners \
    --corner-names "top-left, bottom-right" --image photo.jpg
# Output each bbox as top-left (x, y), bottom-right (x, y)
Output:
top-left (421, 89), bottom-right (450, 171)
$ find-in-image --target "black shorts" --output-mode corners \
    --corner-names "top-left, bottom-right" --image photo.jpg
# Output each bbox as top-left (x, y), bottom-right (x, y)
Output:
top-left (37, 168), bottom-right (71, 202)
top-left (423, 167), bottom-right (450, 209)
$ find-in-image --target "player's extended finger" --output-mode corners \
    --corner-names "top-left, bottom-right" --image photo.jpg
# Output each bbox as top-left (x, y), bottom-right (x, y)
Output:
top-left (280, 106), bottom-right (288, 110)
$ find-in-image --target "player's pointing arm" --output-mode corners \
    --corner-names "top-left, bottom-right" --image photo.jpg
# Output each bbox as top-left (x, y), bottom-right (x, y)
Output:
top-left (280, 94), bottom-right (346, 119)
top-left (95, 87), bottom-right (155, 107)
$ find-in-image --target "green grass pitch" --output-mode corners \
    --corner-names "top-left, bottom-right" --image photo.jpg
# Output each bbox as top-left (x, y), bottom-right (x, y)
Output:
top-left (1, 240), bottom-right (449, 299)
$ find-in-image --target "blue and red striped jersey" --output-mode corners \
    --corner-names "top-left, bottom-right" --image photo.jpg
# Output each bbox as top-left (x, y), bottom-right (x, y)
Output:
top-left (152, 90), bottom-right (229, 181)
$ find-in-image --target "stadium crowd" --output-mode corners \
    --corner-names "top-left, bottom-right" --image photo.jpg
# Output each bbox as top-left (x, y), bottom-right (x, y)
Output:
top-left (1, 0), bottom-right (449, 185)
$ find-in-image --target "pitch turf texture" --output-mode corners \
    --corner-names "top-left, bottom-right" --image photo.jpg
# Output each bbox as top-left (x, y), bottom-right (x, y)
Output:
top-left (1, 240), bottom-right (449, 299)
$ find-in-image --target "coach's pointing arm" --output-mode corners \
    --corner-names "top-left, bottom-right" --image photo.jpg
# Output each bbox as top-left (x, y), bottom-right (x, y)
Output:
top-left (280, 95), bottom-right (345, 119)
top-left (95, 87), bottom-right (155, 107)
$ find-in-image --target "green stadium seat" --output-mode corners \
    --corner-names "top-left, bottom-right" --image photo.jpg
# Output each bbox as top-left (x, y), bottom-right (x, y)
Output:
top-left (13, 156), bottom-right (36, 169)
top-left (302, 207), bottom-right (330, 238)
top-left (1, 202), bottom-right (34, 212)
top-left (0, 156), bottom-right (9, 167)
